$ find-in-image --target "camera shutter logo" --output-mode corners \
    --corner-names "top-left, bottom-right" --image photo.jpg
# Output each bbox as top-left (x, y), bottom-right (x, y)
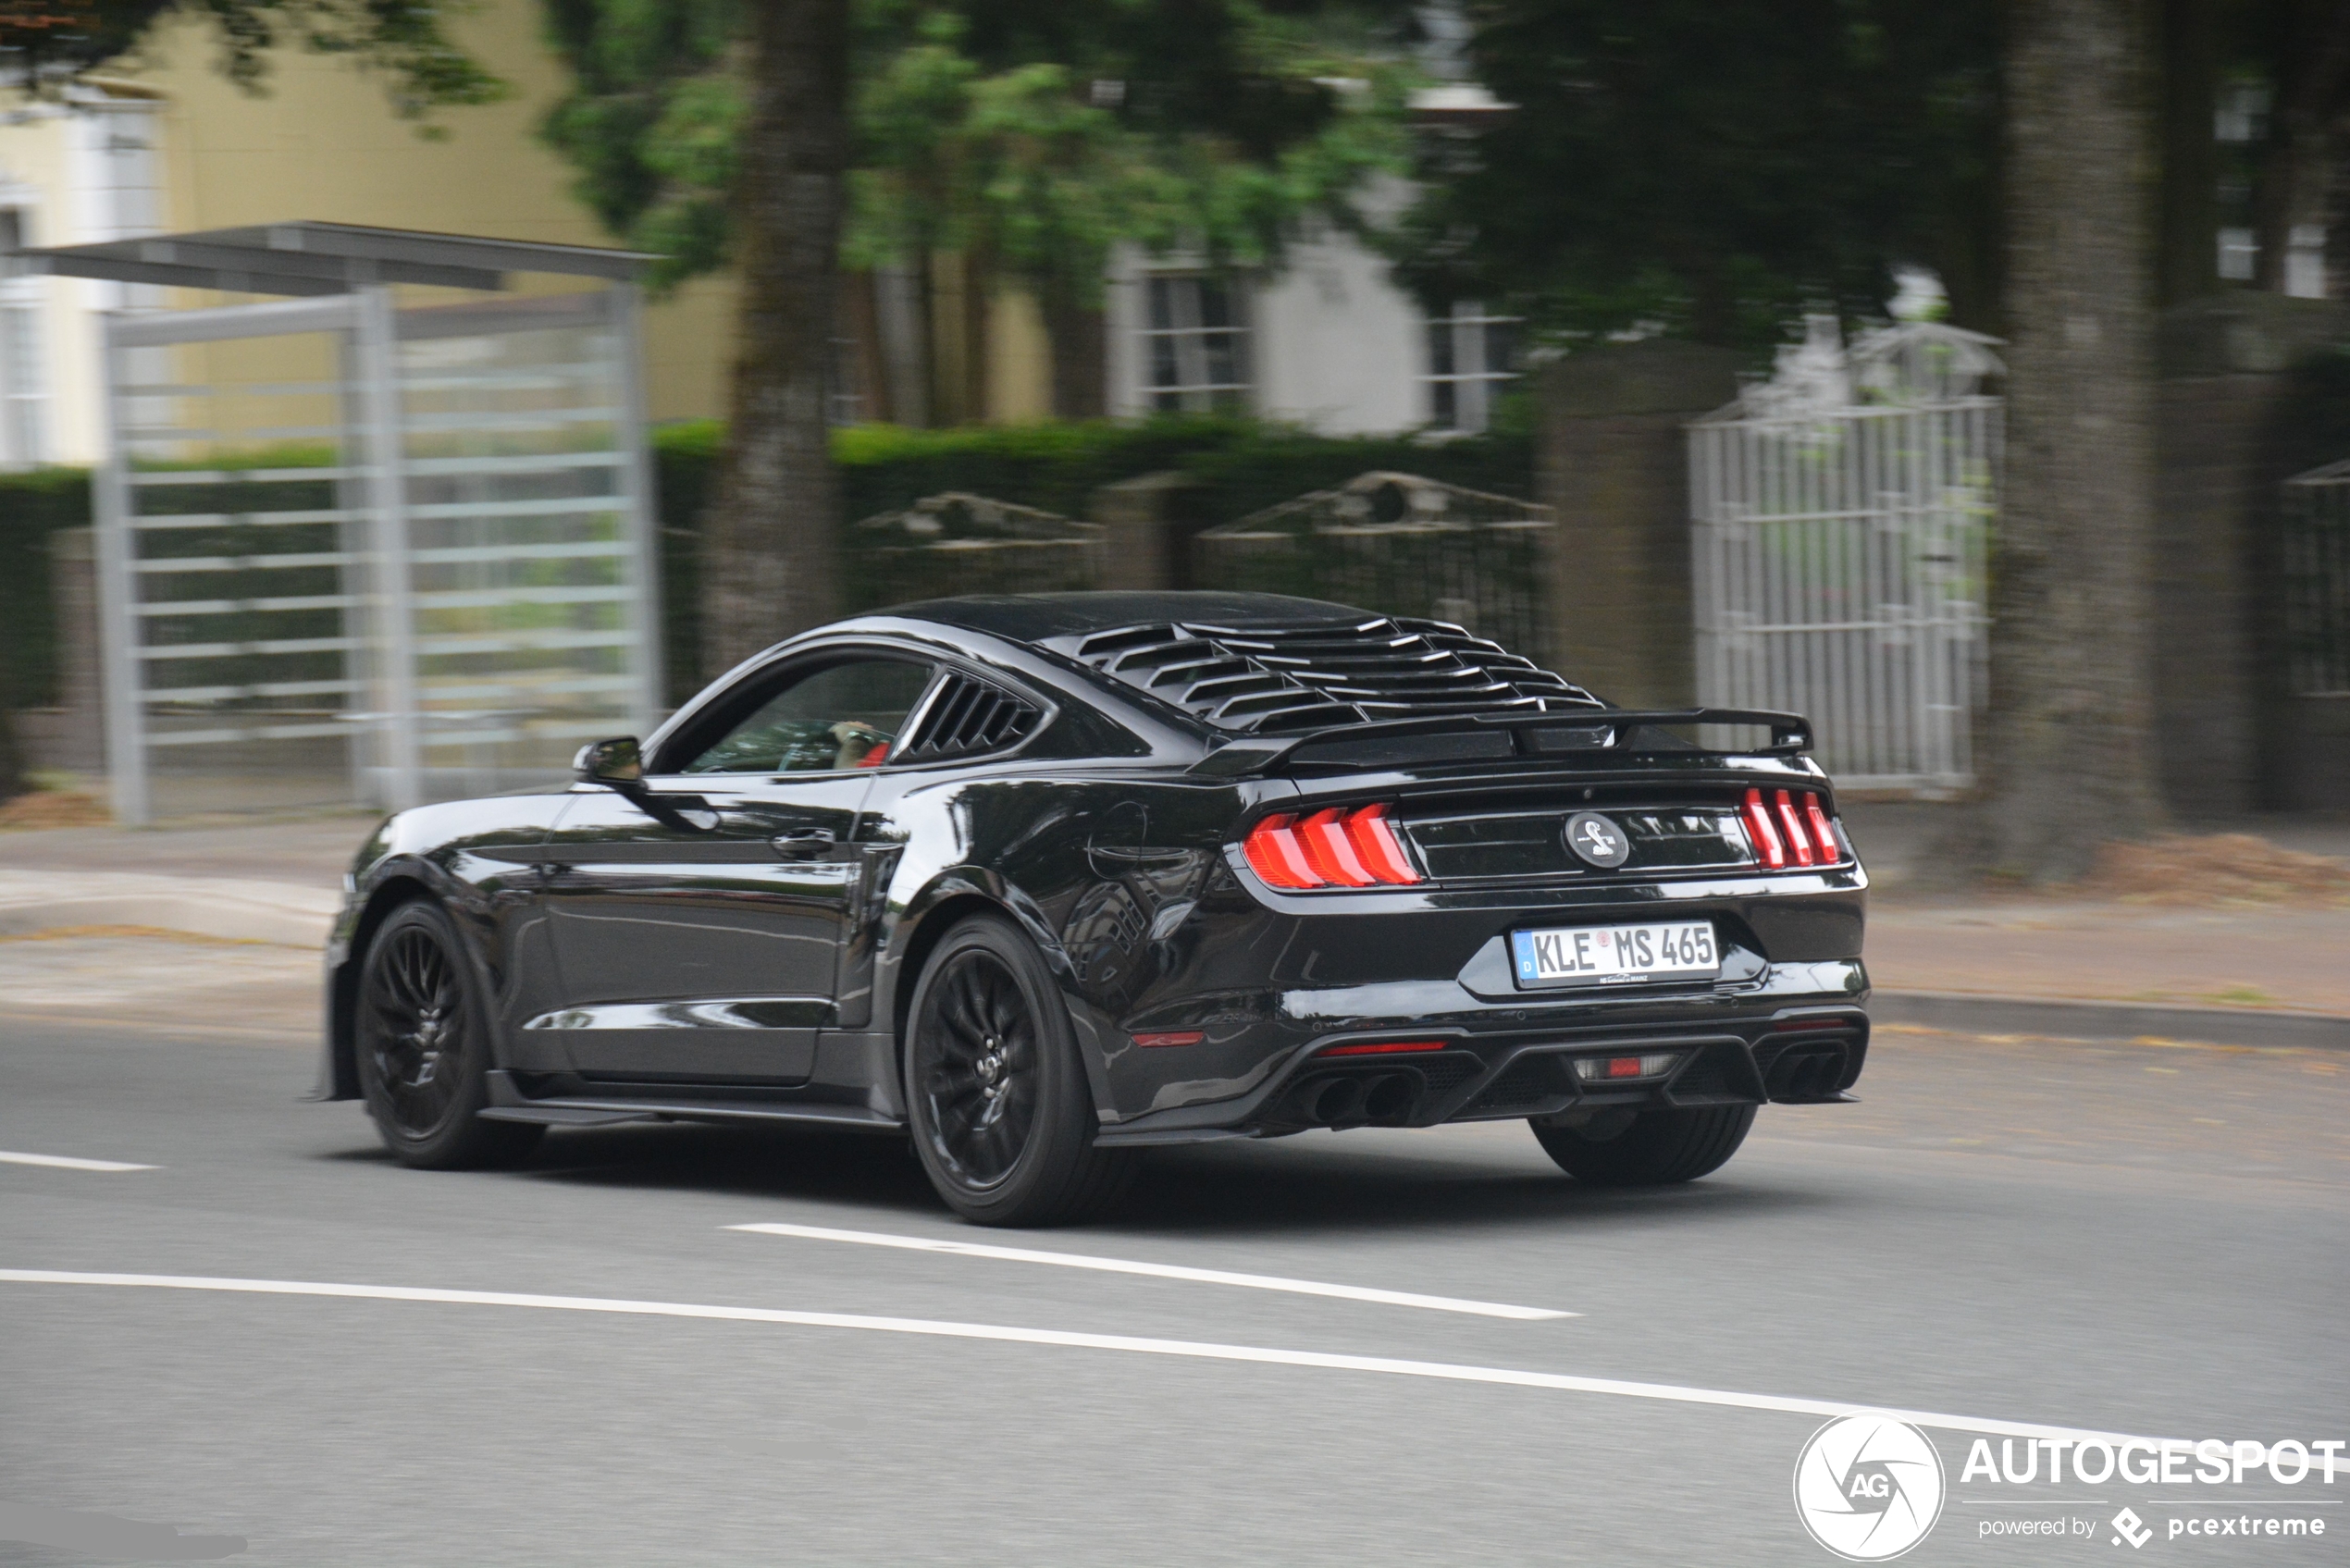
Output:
top-left (1563, 811), bottom-right (1631, 868)
top-left (1792, 1415), bottom-right (1946, 1561)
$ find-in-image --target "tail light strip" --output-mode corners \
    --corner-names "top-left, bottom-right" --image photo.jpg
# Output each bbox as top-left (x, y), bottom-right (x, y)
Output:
top-left (1743, 787), bottom-right (1844, 870)
top-left (1245, 805), bottom-right (1423, 890)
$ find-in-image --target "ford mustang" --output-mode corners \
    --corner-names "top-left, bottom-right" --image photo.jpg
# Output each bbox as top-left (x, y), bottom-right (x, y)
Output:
top-left (315, 591), bottom-right (1869, 1225)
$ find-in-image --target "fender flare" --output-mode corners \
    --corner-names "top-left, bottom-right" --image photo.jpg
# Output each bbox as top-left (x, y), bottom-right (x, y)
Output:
top-left (884, 867), bottom-right (1120, 1120)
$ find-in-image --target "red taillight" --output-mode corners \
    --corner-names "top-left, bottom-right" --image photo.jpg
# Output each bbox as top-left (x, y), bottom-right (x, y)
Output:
top-left (1317, 1040), bottom-right (1447, 1056)
top-left (1243, 804), bottom-right (1422, 890)
top-left (1741, 788), bottom-right (1787, 869)
top-left (1343, 803), bottom-right (1422, 885)
top-left (1774, 789), bottom-right (1814, 868)
top-left (1605, 1056), bottom-right (1646, 1079)
top-left (1132, 1031), bottom-right (1205, 1048)
top-left (1805, 795), bottom-right (1843, 865)
top-left (1295, 807), bottom-right (1378, 887)
top-left (1243, 813), bottom-right (1321, 889)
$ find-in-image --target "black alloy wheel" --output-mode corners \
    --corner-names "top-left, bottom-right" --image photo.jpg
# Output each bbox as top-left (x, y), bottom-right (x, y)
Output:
top-left (905, 914), bottom-right (1136, 1226)
top-left (354, 900), bottom-right (543, 1169)
top-left (1528, 1103), bottom-right (1755, 1186)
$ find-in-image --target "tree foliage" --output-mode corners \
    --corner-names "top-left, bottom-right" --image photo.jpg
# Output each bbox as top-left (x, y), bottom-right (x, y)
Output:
top-left (537, 0), bottom-right (1418, 302)
top-left (0, 1), bottom-right (506, 120)
top-left (1389, 1), bottom-right (2002, 348)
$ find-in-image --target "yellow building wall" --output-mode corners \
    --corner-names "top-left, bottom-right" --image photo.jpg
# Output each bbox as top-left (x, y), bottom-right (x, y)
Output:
top-left (0, 0), bottom-right (735, 465)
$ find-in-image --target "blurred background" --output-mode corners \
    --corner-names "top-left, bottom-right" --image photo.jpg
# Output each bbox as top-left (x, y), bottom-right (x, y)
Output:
top-left (0, 0), bottom-right (2343, 875)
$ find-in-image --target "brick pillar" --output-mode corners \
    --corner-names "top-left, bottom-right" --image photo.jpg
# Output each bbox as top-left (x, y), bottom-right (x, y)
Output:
top-left (1536, 341), bottom-right (1742, 706)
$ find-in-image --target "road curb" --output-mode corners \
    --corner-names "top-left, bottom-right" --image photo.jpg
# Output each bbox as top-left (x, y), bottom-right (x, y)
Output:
top-left (1868, 990), bottom-right (2350, 1051)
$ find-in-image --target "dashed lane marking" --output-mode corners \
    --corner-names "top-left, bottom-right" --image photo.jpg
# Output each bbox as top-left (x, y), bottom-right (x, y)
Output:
top-left (0, 1151), bottom-right (157, 1172)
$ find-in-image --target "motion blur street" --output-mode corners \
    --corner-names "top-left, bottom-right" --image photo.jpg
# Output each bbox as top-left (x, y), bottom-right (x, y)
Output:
top-left (3, 908), bottom-right (2345, 1564)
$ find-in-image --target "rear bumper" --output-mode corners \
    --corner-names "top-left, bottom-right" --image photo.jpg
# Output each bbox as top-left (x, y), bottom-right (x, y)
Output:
top-left (1092, 985), bottom-right (1869, 1146)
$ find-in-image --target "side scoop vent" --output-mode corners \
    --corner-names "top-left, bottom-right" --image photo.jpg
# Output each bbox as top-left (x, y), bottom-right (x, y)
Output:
top-left (894, 673), bottom-right (1043, 764)
top-left (1052, 616), bottom-right (1602, 734)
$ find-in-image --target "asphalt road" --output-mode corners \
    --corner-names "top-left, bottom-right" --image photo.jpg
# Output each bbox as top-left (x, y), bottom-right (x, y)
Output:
top-left (3, 953), bottom-right (2346, 1566)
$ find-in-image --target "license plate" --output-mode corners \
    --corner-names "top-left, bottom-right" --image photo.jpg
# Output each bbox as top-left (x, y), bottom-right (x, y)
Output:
top-left (1510, 920), bottom-right (1719, 988)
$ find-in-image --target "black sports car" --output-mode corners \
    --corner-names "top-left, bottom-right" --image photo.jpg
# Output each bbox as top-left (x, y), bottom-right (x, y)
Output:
top-left (317, 592), bottom-right (1869, 1225)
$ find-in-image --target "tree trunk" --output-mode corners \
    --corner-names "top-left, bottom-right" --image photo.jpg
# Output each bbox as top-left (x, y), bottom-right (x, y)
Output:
top-left (1977, 0), bottom-right (2165, 881)
top-left (701, 0), bottom-right (848, 676)
top-left (1041, 278), bottom-right (1107, 419)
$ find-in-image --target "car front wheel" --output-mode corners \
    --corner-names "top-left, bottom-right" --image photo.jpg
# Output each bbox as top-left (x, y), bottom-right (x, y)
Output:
top-left (904, 913), bottom-right (1136, 1226)
top-left (1529, 1104), bottom-right (1754, 1186)
top-left (354, 899), bottom-right (543, 1170)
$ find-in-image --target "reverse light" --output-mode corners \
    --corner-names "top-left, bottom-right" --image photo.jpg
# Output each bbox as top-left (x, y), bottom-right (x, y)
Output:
top-left (1317, 1040), bottom-right (1448, 1057)
top-left (1243, 805), bottom-right (1423, 890)
top-left (1574, 1052), bottom-right (1682, 1082)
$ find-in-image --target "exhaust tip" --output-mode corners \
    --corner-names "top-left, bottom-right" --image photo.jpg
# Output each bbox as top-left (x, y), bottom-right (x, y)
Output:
top-left (1310, 1076), bottom-right (1369, 1127)
top-left (1363, 1072), bottom-right (1418, 1126)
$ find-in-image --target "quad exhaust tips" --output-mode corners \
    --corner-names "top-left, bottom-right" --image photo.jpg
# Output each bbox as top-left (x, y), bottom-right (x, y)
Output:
top-left (1297, 1071), bottom-right (1421, 1129)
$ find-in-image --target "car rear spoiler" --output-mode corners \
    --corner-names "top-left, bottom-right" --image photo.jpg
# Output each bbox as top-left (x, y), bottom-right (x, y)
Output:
top-left (1185, 707), bottom-right (1813, 779)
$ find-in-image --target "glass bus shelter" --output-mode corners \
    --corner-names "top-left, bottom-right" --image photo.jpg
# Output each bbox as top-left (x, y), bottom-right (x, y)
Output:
top-left (13, 222), bottom-right (663, 822)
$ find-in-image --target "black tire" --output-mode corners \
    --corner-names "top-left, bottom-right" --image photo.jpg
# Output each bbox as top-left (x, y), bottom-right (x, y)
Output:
top-left (354, 900), bottom-right (544, 1170)
top-left (903, 913), bottom-right (1137, 1227)
top-left (1529, 1104), bottom-right (1755, 1186)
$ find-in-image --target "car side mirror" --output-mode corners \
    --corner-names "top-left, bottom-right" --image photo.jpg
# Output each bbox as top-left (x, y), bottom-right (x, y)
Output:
top-left (574, 736), bottom-right (644, 785)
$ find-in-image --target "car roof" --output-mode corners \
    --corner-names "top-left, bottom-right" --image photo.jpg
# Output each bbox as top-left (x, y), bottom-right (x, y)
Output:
top-left (878, 590), bottom-right (1373, 646)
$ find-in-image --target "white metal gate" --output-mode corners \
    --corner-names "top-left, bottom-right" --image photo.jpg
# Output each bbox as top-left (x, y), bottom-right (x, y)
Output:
top-left (1688, 321), bottom-right (2000, 793)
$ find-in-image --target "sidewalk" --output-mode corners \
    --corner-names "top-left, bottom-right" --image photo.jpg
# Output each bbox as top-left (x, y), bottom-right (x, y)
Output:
top-left (3, 808), bottom-right (2346, 1049)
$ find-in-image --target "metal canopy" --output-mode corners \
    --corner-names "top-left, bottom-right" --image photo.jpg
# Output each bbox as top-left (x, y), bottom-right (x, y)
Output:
top-left (13, 221), bottom-right (655, 298)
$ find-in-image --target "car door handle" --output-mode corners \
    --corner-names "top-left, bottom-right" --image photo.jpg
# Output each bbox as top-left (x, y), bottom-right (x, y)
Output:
top-left (772, 827), bottom-right (836, 859)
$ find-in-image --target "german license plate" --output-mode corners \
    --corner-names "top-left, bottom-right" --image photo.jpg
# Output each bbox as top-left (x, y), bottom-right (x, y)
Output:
top-left (1510, 920), bottom-right (1719, 988)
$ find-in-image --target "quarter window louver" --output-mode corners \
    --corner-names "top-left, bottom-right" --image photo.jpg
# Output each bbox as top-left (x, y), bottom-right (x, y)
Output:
top-left (1049, 617), bottom-right (1603, 734)
top-left (894, 673), bottom-right (1044, 763)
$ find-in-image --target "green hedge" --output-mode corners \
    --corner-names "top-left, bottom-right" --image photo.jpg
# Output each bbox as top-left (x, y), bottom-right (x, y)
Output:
top-left (655, 414), bottom-right (1531, 696)
top-left (0, 415), bottom-right (1534, 713)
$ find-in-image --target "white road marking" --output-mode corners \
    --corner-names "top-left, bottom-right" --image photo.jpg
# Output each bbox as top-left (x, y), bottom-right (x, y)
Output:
top-left (0, 1268), bottom-right (2165, 1446)
top-left (726, 1221), bottom-right (1575, 1320)
top-left (0, 1151), bottom-right (156, 1172)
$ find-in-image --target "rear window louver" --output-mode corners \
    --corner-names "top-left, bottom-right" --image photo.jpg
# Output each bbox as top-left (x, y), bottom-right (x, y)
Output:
top-left (895, 672), bottom-right (1044, 762)
top-left (1051, 617), bottom-right (1603, 734)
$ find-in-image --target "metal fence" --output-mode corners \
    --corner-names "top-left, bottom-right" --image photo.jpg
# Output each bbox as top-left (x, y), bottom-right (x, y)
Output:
top-left (848, 493), bottom-right (1106, 611)
top-left (2283, 458), bottom-right (2350, 697)
top-left (1689, 398), bottom-right (1998, 792)
top-left (1193, 472), bottom-right (1554, 661)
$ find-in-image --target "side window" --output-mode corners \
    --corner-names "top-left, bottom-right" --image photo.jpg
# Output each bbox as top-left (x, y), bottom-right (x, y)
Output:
top-left (677, 659), bottom-right (934, 774)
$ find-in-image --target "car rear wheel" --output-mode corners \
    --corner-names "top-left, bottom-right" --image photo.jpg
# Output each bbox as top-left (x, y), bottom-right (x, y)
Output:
top-left (1529, 1104), bottom-right (1754, 1186)
top-left (904, 913), bottom-right (1137, 1227)
top-left (355, 900), bottom-right (544, 1170)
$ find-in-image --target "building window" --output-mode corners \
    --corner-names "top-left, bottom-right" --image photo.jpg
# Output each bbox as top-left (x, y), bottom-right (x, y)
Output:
top-left (1143, 274), bottom-right (1250, 412)
top-left (1424, 301), bottom-right (1518, 434)
top-left (0, 209), bottom-right (45, 467)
